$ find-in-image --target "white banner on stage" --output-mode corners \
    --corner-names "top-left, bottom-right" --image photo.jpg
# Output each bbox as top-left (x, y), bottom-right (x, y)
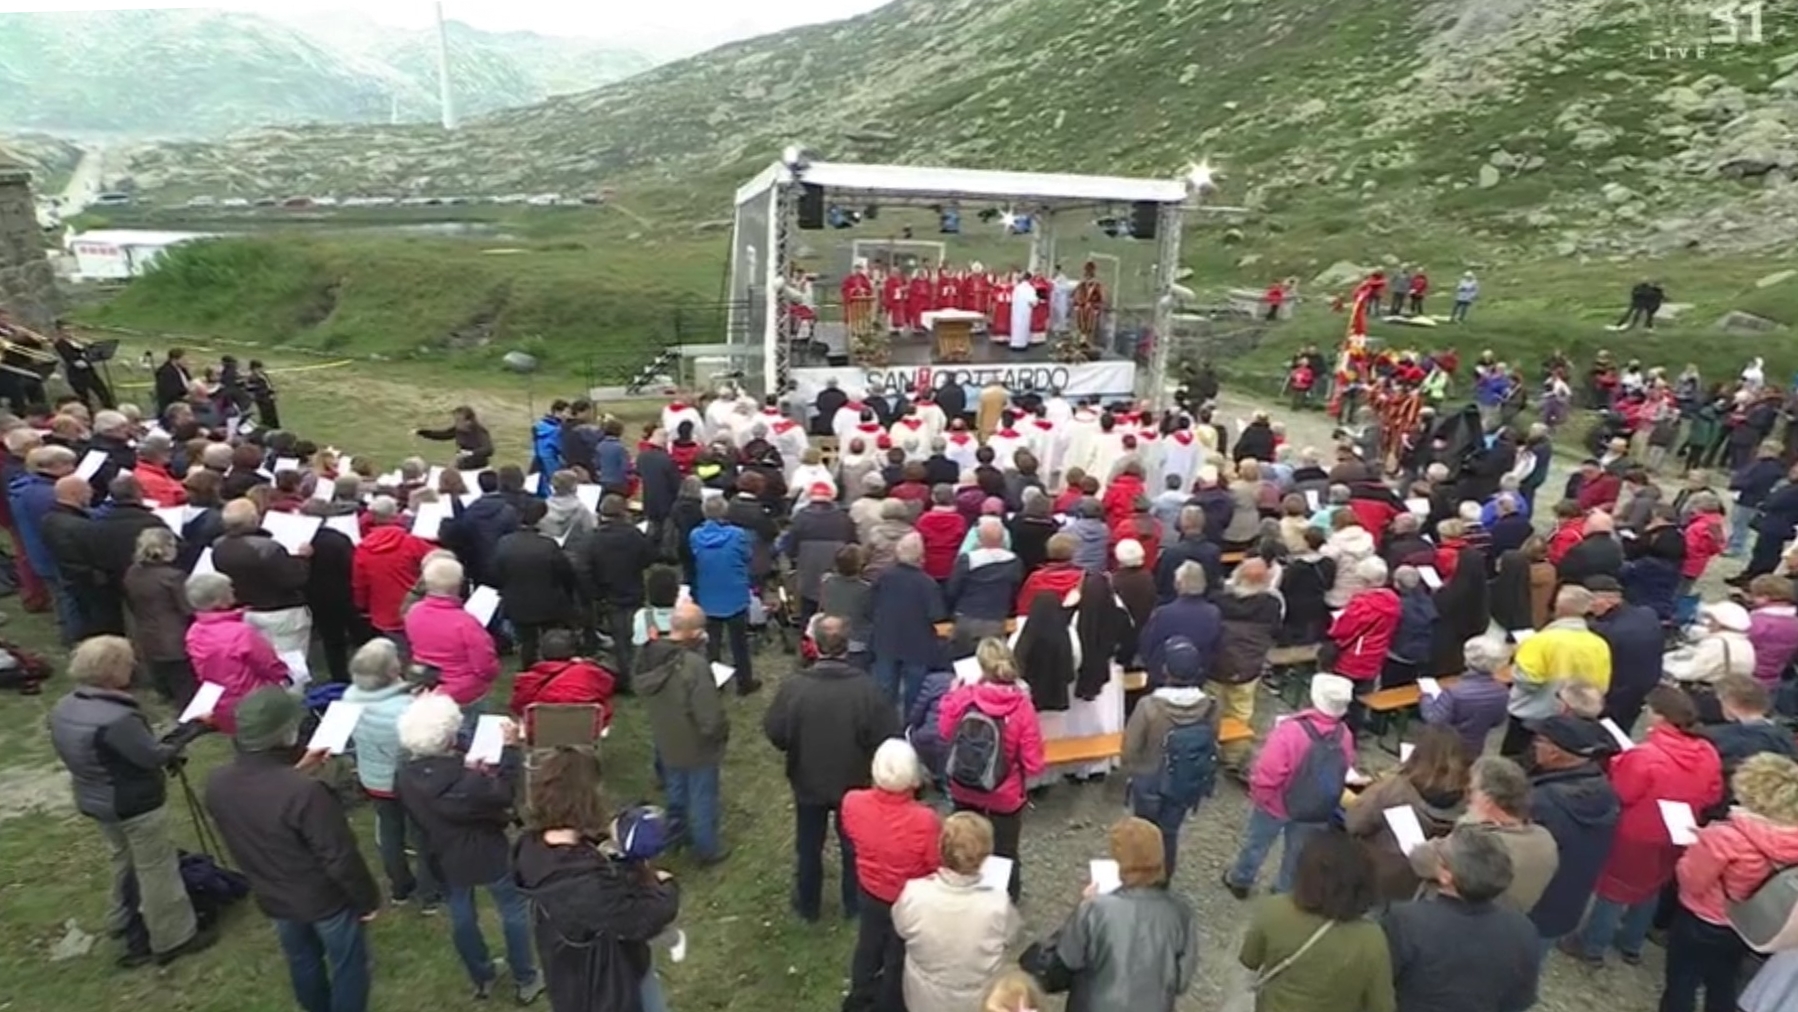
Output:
top-left (790, 360), bottom-right (1137, 406)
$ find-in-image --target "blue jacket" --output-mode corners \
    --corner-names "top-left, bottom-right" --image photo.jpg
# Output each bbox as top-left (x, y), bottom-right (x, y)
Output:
top-left (594, 435), bottom-right (631, 491)
top-left (689, 519), bottom-right (751, 618)
top-left (907, 671), bottom-right (954, 778)
top-left (945, 548), bottom-right (1020, 623)
top-left (1590, 603), bottom-right (1666, 723)
top-left (1731, 458), bottom-right (1785, 508)
top-left (1527, 764), bottom-right (1620, 938)
top-left (1475, 373), bottom-right (1509, 408)
top-left (868, 562), bottom-right (946, 665)
top-left (342, 681), bottom-right (414, 794)
top-left (1138, 595), bottom-right (1223, 686)
top-left (9, 472), bottom-right (59, 579)
top-left (443, 493), bottom-right (519, 587)
top-left (1155, 535), bottom-right (1223, 604)
top-left (1188, 488), bottom-right (1235, 547)
top-left (530, 415), bottom-right (563, 496)
top-left (1391, 588), bottom-right (1437, 663)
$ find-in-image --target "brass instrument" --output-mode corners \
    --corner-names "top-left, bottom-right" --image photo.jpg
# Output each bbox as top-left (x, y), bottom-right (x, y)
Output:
top-left (0, 321), bottom-right (61, 380)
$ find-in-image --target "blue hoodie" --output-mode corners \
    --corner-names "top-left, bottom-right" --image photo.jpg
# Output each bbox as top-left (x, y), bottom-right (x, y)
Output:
top-left (595, 434), bottom-right (631, 491)
top-left (8, 472), bottom-right (58, 579)
top-left (689, 519), bottom-right (751, 618)
top-left (530, 415), bottom-right (563, 497)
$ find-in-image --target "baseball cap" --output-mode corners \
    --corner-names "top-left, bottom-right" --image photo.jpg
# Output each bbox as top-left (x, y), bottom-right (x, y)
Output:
top-left (1527, 715), bottom-right (1616, 758)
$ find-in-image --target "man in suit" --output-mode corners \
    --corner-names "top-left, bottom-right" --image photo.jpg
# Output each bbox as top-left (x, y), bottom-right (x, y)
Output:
top-left (152, 348), bottom-right (192, 416)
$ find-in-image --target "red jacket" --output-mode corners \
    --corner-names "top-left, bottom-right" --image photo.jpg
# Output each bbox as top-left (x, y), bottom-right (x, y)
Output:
top-left (1676, 811), bottom-right (1798, 926)
top-left (1596, 725), bottom-right (1723, 904)
top-left (508, 659), bottom-right (616, 740)
top-left (668, 441), bottom-right (701, 475)
top-left (134, 462), bottom-right (187, 507)
top-left (352, 524), bottom-right (435, 632)
top-left (1346, 494), bottom-right (1400, 548)
top-left (1328, 587), bottom-right (1402, 681)
top-left (1681, 513), bottom-right (1725, 580)
top-left (936, 682), bottom-right (1046, 815)
top-left (1547, 519), bottom-right (1585, 565)
top-left (841, 787), bottom-right (942, 904)
top-left (1101, 474), bottom-right (1146, 528)
top-left (1576, 473), bottom-right (1622, 513)
top-left (1053, 487), bottom-right (1085, 514)
top-left (1433, 539), bottom-right (1466, 582)
top-left (914, 507), bottom-right (968, 581)
top-left (1016, 561), bottom-right (1083, 616)
top-left (891, 482), bottom-right (931, 508)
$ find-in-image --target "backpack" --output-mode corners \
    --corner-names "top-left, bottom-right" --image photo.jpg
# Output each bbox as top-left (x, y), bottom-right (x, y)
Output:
top-left (1281, 719), bottom-right (1348, 823)
top-left (1157, 709), bottom-right (1219, 811)
top-left (1725, 826), bottom-right (1798, 953)
top-left (946, 708), bottom-right (1008, 793)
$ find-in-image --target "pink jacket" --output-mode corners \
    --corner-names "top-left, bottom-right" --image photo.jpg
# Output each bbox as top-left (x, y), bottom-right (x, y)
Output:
top-left (1676, 810), bottom-right (1798, 926)
top-left (403, 594), bottom-right (500, 705)
top-left (1748, 604), bottom-right (1798, 688)
top-left (936, 682), bottom-right (1046, 815)
top-left (1248, 710), bottom-right (1356, 819)
top-left (185, 609), bottom-right (290, 734)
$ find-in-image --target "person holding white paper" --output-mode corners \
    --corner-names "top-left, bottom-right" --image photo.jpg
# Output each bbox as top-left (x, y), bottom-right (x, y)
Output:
top-left (1663, 754), bottom-right (1798, 1012)
top-left (936, 639), bottom-right (1045, 903)
top-left (211, 499), bottom-right (314, 658)
top-left (394, 692), bottom-right (543, 1004)
top-left (403, 557), bottom-right (501, 710)
top-left (342, 639), bottom-right (440, 910)
top-left (1420, 635), bottom-right (1512, 760)
top-left (893, 812), bottom-right (1022, 1012)
top-left (183, 572), bottom-right (293, 731)
top-left (47, 636), bottom-right (215, 967)
top-left (636, 602), bottom-right (732, 865)
top-left (1568, 686), bottom-right (1722, 967)
top-left (1344, 726), bottom-right (1470, 903)
top-left (1050, 817), bottom-right (1198, 1012)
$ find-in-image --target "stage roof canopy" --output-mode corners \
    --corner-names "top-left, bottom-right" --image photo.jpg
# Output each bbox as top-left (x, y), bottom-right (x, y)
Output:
top-left (734, 160), bottom-right (1190, 209)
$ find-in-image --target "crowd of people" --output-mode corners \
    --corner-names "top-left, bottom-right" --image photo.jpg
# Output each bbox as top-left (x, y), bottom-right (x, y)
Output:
top-left (20, 339), bottom-right (1798, 1012)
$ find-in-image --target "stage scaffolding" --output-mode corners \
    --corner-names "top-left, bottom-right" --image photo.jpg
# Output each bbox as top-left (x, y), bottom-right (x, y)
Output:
top-left (726, 157), bottom-right (1217, 405)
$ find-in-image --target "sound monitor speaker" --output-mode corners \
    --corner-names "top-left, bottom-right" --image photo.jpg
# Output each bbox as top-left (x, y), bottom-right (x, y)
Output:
top-left (797, 184), bottom-right (826, 230)
top-left (1130, 201), bottom-right (1160, 240)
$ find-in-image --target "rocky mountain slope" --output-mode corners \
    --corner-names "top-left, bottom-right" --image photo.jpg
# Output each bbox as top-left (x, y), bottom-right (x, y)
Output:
top-left (0, 132), bottom-right (82, 189)
top-left (0, 9), bottom-right (652, 137)
top-left (117, 0), bottom-right (1797, 256)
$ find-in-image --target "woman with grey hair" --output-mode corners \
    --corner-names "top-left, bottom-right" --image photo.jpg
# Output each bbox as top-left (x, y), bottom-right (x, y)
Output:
top-left (541, 470), bottom-right (596, 542)
top-left (1422, 636), bottom-right (1513, 759)
top-left (841, 740), bottom-right (942, 1012)
top-left (122, 526), bottom-right (197, 707)
top-left (184, 571), bottom-right (292, 732)
top-left (343, 639), bottom-right (439, 909)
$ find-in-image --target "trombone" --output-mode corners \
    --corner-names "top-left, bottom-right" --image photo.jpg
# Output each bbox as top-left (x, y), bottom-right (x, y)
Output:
top-left (0, 321), bottom-right (62, 380)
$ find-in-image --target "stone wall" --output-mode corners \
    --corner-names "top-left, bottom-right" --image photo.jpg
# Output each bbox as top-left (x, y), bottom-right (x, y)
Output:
top-left (0, 164), bottom-right (60, 332)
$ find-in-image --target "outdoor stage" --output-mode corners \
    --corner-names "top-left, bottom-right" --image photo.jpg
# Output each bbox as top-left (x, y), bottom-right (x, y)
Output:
top-left (787, 331), bottom-right (1138, 405)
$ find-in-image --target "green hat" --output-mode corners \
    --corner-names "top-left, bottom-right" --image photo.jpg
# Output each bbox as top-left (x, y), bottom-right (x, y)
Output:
top-left (233, 687), bottom-right (304, 751)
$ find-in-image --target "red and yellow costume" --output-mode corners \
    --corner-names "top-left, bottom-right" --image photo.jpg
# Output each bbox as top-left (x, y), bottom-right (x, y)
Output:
top-left (1073, 262), bottom-right (1105, 340)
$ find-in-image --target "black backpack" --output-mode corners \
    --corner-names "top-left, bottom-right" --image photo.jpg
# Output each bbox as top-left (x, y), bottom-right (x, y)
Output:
top-left (946, 708), bottom-right (1008, 792)
top-left (1282, 720), bottom-right (1348, 823)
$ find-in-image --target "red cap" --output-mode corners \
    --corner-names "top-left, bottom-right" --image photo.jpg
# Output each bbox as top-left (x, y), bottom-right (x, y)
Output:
top-left (808, 482), bottom-right (835, 501)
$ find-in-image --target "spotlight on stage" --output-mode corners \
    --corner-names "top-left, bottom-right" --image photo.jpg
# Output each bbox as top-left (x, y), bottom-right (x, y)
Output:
top-left (1185, 160), bottom-right (1217, 191)
top-left (1001, 212), bottom-right (1033, 235)
top-left (938, 207), bottom-right (960, 234)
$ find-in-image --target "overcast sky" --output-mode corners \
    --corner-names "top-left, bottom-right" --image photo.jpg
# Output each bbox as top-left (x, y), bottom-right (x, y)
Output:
top-left (0, 1), bottom-right (894, 56)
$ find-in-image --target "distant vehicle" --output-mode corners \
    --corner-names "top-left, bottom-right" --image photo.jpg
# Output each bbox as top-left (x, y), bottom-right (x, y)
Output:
top-left (185, 196), bottom-right (216, 208)
top-left (253, 197), bottom-right (279, 207)
top-left (219, 197), bottom-right (250, 208)
top-left (281, 197), bottom-right (314, 209)
top-left (526, 194), bottom-right (561, 207)
top-left (579, 195), bottom-right (603, 205)
top-left (93, 192), bottom-right (134, 207)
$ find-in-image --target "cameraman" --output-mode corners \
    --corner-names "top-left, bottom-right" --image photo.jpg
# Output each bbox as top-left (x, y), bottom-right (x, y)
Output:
top-left (47, 635), bottom-right (216, 967)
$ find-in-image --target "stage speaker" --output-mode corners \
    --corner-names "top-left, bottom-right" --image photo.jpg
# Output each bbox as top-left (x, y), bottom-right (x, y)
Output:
top-left (1130, 202), bottom-right (1160, 240)
top-left (797, 184), bottom-right (826, 230)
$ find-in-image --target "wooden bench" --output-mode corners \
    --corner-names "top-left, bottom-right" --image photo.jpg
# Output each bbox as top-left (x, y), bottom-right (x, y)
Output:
top-left (1041, 717), bottom-right (1254, 767)
top-left (1363, 667), bottom-right (1515, 754)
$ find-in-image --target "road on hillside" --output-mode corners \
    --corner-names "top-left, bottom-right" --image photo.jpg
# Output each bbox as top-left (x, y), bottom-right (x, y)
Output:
top-left (57, 145), bottom-right (106, 215)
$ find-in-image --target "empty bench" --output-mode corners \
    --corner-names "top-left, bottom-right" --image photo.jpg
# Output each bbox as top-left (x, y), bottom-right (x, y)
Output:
top-left (1042, 718), bottom-right (1255, 767)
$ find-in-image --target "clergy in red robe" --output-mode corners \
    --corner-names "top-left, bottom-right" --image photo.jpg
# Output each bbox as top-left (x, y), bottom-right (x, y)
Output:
top-left (906, 270), bottom-right (934, 332)
top-left (935, 270), bottom-right (962, 317)
top-left (1029, 273), bottom-right (1053, 343)
top-left (964, 268), bottom-right (992, 319)
top-left (991, 277), bottom-right (1014, 341)
top-left (881, 271), bottom-right (908, 334)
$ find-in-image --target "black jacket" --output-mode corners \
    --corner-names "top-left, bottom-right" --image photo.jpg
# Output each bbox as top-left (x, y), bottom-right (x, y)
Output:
top-left (41, 503), bottom-right (102, 588)
top-left (762, 659), bottom-right (899, 806)
top-left (1590, 603), bottom-right (1665, 726)
top-left (397, 748), bottom-right (524, 889)
top-left (788, 502), bottom-right (857, 602)
top-left (1007, 514), bottom-right (1061, 575)
top-left (179, 506), bottom-right (224, 572)
top-left (725, 495), bottom-right (778, 578)
top-left (1382, 895), bottom-right (1540, 1012)
top-left (1232, 421), bottom-right (1276, 463)
top-left (418, 421), bottom-right (495, 469)
top-left (87, 434), bottom-right (137, 501)
top-left (1487, 514), bottom-right (1534, 563)
top-left (88, 503), bottom-right (167, 588)
top-left (571, 518), bottom-right (656, 609)
top-left (1556, 534), bottom-right (1624, 589)
top-left (442, 493), bottom-right (519, 588)
top-left (493, 530), bottom-right (581, 625)
top-left (212, 529), bottom-right (310, 611)
top-left (48, 687), bottom-right (175, 822)
top-left (1154, 534), bottom-right (1222, 604)
top-left (1214, 589), bottom-right (1282, 684)
top-left (304, 518), bottom-right (358, 622)
top-left (512, 835), bottom-right (682, 1012)
top-left (153, 359), bottom-right (191, 411)
top-left (220, 466), bottom-right (271, 502)
top-left (1527, 764), bottom-right (1621, 938)
top-left (922, 454), bottom-right (959, 487)
top-left (205, 749), bottom-right (381, 923)
top-left (1703, 718), bottom-right (1798, 814)
top-left (635, 447), bottom-right (681, 523)
top-left (946, 548), bottom-right (1022, 622)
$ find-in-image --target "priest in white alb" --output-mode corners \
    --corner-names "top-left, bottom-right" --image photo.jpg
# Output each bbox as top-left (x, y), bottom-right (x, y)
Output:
top-left (832, 392), bottom-right (868, 446)
top-left (662, 398), bottom-right (704, 446)
top-left (1008, 277), bottom-right (1038, 352)
top-left (943, 421), bottom-right (981, 476)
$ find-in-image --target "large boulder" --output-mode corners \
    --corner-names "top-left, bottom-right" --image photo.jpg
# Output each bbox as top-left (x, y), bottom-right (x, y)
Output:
top-left (1312, 260), bottom-right (1370, 288)
top-left (1715, 310), bottom-right (1784, 334)
top-left (1478, 164), bottom-right (1501, 189)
